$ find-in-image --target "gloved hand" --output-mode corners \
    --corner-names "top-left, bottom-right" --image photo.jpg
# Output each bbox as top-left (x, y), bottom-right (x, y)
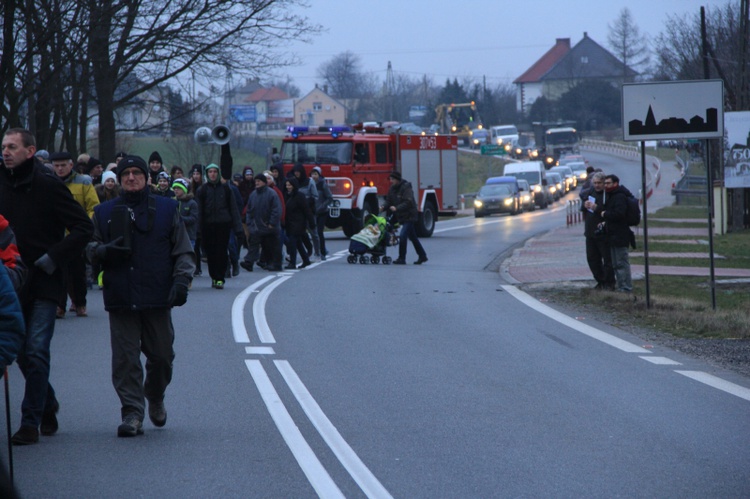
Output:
top-left (95, 236), bottom-right (131, 263)
top-left (168, 275), bottom-right (190, 307)
top-left (235, 231), bottom-right (246, 249)
top-left (34, 253), bottom-right (57, 275)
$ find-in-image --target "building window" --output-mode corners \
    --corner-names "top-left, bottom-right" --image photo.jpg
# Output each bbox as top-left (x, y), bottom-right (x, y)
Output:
top-left (313, 102), bottom-right (322, 111)
top-left (581, 56), bottom-right (588, 63)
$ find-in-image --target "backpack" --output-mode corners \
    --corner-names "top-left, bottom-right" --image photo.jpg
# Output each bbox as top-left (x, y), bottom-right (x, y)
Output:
top-left (626, 195), bottom-right (641, 226)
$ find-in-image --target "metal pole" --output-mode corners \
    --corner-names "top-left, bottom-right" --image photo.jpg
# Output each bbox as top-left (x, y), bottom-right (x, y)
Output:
top-left (641, 142), bottom-right (651, 308)
top-left (706, 140), bottom-right (717, 310)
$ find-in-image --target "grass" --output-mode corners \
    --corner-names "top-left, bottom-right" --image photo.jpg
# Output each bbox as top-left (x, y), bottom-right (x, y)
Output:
top-left (529, 202), bottom-right (750, 340)
top-left (457, 151), bottom-right (510, 195)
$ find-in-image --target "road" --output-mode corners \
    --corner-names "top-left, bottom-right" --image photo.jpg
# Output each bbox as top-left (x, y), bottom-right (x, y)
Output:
top-left (6, 152), bottom-right (749, 498)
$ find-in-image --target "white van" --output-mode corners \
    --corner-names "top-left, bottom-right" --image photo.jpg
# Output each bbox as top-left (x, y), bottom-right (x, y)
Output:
top-left (503, 161), bottom-right (550, 208)
top-left (489, 125), bottom-right (519, 148)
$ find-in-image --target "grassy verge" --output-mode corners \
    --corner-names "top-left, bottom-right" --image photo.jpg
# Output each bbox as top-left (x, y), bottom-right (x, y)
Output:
top-left (457, 151), bottom-right (510, 195)
top-left (528, 203), bottom-right (750, 340)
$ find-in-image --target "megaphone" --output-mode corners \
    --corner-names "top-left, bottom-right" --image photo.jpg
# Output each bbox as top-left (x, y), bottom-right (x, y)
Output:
top-left (193, 125), bottom-right (231, 145)
top-left (194, 126), bottom-right (212, 145)
top-left (211, 125), bottom-right (230, 145)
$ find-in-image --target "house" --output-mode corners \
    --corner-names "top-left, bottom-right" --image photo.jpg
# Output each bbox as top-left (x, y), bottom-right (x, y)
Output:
top-left (244, 86), bottom-right (293, 128)
top-left (294, 86), bottom-right (347, 126)
top-left (514, 33), bottom-right (638, 115)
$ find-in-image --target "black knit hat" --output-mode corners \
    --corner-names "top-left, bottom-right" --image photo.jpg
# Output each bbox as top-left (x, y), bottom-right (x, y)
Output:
top-left (49, 151), bottom-right (73, 161)
top-left (254, 173), bottom-right (268, 184)
top-left (389, 171), bottom-right (402, 181)
top-left (149, 151), bottom-right (163, 164)
top-left (116, 155), bottom-right (148, 179)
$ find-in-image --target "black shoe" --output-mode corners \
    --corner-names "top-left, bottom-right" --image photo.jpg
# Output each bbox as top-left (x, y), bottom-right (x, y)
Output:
top-left (299, 261), bottom-right (311, 269)
top-left (414, 256), bottom-right (428, 265)
top-left (393, 259), bottom-right (406, 265)
top-left (285, 264), bottom-right (297, 270)
top-left (148, 399), bottom-right (167, 428)
top-left (240, 261), bottom-right (253, 272)
top-left (232, 265), bottom-right (240, 277)
top-left (117, 414), bottom-right (144, 437)
top-left (11, 426), bottom-right (39, 445)
top-left (40, 400), bottom-right (60, 436)
top-left (267, 265), bottom-right (282, 271)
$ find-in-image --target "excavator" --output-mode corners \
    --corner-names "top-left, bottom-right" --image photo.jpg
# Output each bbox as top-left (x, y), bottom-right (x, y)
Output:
top-left (434, 102), bottom-right (482, 145)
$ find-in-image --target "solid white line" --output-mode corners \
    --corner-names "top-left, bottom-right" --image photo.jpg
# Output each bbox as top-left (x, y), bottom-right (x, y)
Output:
top-left (501, 285), bottom-right (650, 353)
top-left (253, 276), bottom-right (293, 344)
top-left (675, 370), bottom-right (750, 402)
top-left (231, 276), bottom-right (277, 343)
top-left (639, 356), bottom-right (682, 365)
top-left (245, 360), bottom-right (345, 498)
top-left (245, 346), bottom-right (276, 355)
top-left (275, 360), bottom-right (393, 499)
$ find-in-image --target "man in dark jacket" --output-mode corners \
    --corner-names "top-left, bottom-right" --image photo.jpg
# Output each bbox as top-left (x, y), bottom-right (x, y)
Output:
top-left (601, 174), bottom-right (634, 293)
top-left (241, 174), bottom-right (281, 272)
top-left (581, 172), bottom-right (614, 290)
top-left (196, 164), bottom-right (243, 289)
top-left (87, 155), bottom-right (195, 437)
top-left (0, 128), bottom-right (94, 445)
top-left (383, 171), bottom-right (428, 265)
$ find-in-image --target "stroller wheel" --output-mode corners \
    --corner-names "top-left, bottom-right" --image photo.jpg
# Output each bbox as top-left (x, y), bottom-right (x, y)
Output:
top-left (359, 255), bottom-right (369, 264)
top-left (371, 256), bottom-right (380, 264)
top-left (347, 254), bottom-right (357, 264)
top-left (382, 256), bottom-right (392, 265)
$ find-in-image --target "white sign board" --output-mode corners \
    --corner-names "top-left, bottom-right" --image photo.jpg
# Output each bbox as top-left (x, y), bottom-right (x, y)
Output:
top-left (622, 80), bottom-right (724, 142)
top-left (724, 111), bottom-right (750, 189)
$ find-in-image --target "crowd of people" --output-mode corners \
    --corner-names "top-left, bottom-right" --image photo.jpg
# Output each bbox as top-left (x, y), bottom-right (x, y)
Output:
top-left (0, 129), bottom-right (432, 458)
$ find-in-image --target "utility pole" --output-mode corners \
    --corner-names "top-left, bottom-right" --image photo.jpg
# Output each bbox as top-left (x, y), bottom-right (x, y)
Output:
top-left (386, 61), bottom-right (395, 121)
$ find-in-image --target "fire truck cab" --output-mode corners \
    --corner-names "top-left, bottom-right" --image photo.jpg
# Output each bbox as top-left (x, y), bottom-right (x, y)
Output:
top-left (280, 125), bottom-right (459, 238)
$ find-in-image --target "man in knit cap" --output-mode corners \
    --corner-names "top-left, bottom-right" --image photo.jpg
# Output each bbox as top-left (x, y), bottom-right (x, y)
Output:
top-left (147, 151), bottom-right (165, 186)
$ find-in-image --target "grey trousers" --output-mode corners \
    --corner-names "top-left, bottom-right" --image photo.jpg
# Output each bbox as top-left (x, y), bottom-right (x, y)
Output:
top-left (109, 309), bottom-right (175, 419)
top-left (610, 245), bottom-right (633, 292)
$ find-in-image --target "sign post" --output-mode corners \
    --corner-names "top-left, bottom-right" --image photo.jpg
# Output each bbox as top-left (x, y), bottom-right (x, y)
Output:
top-left (622, 80), bottom-right (724, 309)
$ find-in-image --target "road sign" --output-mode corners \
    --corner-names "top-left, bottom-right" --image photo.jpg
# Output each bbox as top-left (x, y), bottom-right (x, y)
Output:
top-left (481, 144), bottom-right (505, 155)
top-left (622, 80), bottom-right (724, 141)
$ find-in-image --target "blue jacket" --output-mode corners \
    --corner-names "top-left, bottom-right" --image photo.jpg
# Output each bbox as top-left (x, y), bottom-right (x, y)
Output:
top-left (89, 189), bottom-right (195, 311)
top-left (0, 264), bottom-right (25, 371)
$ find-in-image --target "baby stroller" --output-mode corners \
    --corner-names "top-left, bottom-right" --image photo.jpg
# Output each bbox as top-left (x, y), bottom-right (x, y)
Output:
top-left (347, 213), bottom-right (399, 264)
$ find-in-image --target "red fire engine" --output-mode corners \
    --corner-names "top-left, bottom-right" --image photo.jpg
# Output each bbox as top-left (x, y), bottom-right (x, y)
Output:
top-left (279, 125), bottom-right (459, 237)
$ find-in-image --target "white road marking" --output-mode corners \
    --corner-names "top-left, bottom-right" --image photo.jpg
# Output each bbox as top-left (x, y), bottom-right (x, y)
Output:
top-left (275, 360), bottom-right (393, 499)
top-left (675, 371), bottom-right (750, 402)
top-left (245, 346), bottom-right (275, 355)
top-left (253, 276), bottom-right (293, 344)
top-left (502, 285), bottom-right (650, 353)
top-left (232, 276), bottom-right (277, 343)
top-left (639, 356), bottom-right (682, 365)
top-left (245, 360), bottom-right (345, 499)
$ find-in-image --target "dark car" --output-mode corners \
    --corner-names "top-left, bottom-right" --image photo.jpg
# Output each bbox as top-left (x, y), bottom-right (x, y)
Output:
top-left (474, 183), bottom-right (521, 217)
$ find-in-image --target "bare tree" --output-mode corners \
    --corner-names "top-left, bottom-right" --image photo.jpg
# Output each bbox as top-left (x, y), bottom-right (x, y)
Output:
top-left (607, 7), bottom-right (650, 80)
top-left (316, 51), bottom-right (374, 99)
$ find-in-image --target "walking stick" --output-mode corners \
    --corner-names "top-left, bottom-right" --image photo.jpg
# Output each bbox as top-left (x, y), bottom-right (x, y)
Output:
top-left (4, 368), bottom-right (12, 487)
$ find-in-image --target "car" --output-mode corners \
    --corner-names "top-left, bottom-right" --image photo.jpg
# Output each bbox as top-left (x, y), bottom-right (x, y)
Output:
top-left (470, 128), bottom-right (489, 149)
top-left (558, 154), bottom-right (588, 167)
top-left (511, 139), bottom-right (539, 160)
top-left (516, 179), bottom-right (535, 212)
top-left (474, 183), bottom-right (521, 217)
top-left (566, 161), bottom-right (588, 183)
top-left (549, 165), bottom-right (577, 192)
top-left (546, 172), bottom-right (564, 201)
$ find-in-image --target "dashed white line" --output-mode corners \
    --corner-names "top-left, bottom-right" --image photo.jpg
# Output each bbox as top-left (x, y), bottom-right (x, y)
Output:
top-left (675, 371), bottom-right (750, 402)
top-left (246, 346), bottom-right (275, 355)
top-left (231, 275), bottom-right (276, 343)
top-left (275, 360), bottom-right (393, 499)
top-left (253, 275), bottom-right (293, 344)
top-left (639, 356), bottom-right (682, 365)
top-left (245, 360), bottom-right (345, 498)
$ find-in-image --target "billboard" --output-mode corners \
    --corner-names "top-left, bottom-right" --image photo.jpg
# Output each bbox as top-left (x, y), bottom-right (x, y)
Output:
top-left (622, 80), bottom-right (724, 141)
top-left (268, 99), bottom-right (294, 121)
top-left (724, 111), bottom-right (750, 189)
top-left (228, 105), bottom-right (257, 123)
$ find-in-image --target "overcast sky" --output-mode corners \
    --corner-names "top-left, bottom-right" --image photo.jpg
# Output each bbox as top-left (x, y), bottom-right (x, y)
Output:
top-left (280, 0), bottom-right (727, 96)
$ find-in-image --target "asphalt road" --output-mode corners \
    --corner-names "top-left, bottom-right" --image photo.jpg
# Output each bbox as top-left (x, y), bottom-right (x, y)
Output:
top-left (5, 152), bottom-right (749, 498)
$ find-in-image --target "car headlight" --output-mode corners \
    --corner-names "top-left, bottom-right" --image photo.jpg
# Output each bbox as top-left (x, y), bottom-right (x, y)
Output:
top-left (523, 195), bottom-right (530, 202)
top-left (473, 139), bottom-right (480, 145)
top-left (531, 150), bottom-right (539, 157)
top-left (504, 144), bottom-right (511, 151)
top-left (550, 186), bottom-right (556, 193)
top-left (580, 173), bottom-right (587, 179)
top-left (534, 185), bottom-right (541, 192)
top-left (515, 148), bottom-right (522, 155)
top-left (546, 157), bottom-right (555, 164)
top-left (504, 198), bottom-right (513, 206)
top-left (474, 199), bottom-right (483, 208)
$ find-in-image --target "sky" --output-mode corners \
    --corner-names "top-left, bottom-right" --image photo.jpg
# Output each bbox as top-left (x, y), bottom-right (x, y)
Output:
top-left (278, 0), bottom-right (729, 97)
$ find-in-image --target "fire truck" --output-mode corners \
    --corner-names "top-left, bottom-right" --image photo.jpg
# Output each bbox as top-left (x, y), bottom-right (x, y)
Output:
top-left (279, 125), bottom-right (459, 238)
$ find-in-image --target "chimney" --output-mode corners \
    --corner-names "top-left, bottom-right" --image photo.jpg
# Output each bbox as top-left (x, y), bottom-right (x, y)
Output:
top-left (583, 32), bottom-right (588, 38)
